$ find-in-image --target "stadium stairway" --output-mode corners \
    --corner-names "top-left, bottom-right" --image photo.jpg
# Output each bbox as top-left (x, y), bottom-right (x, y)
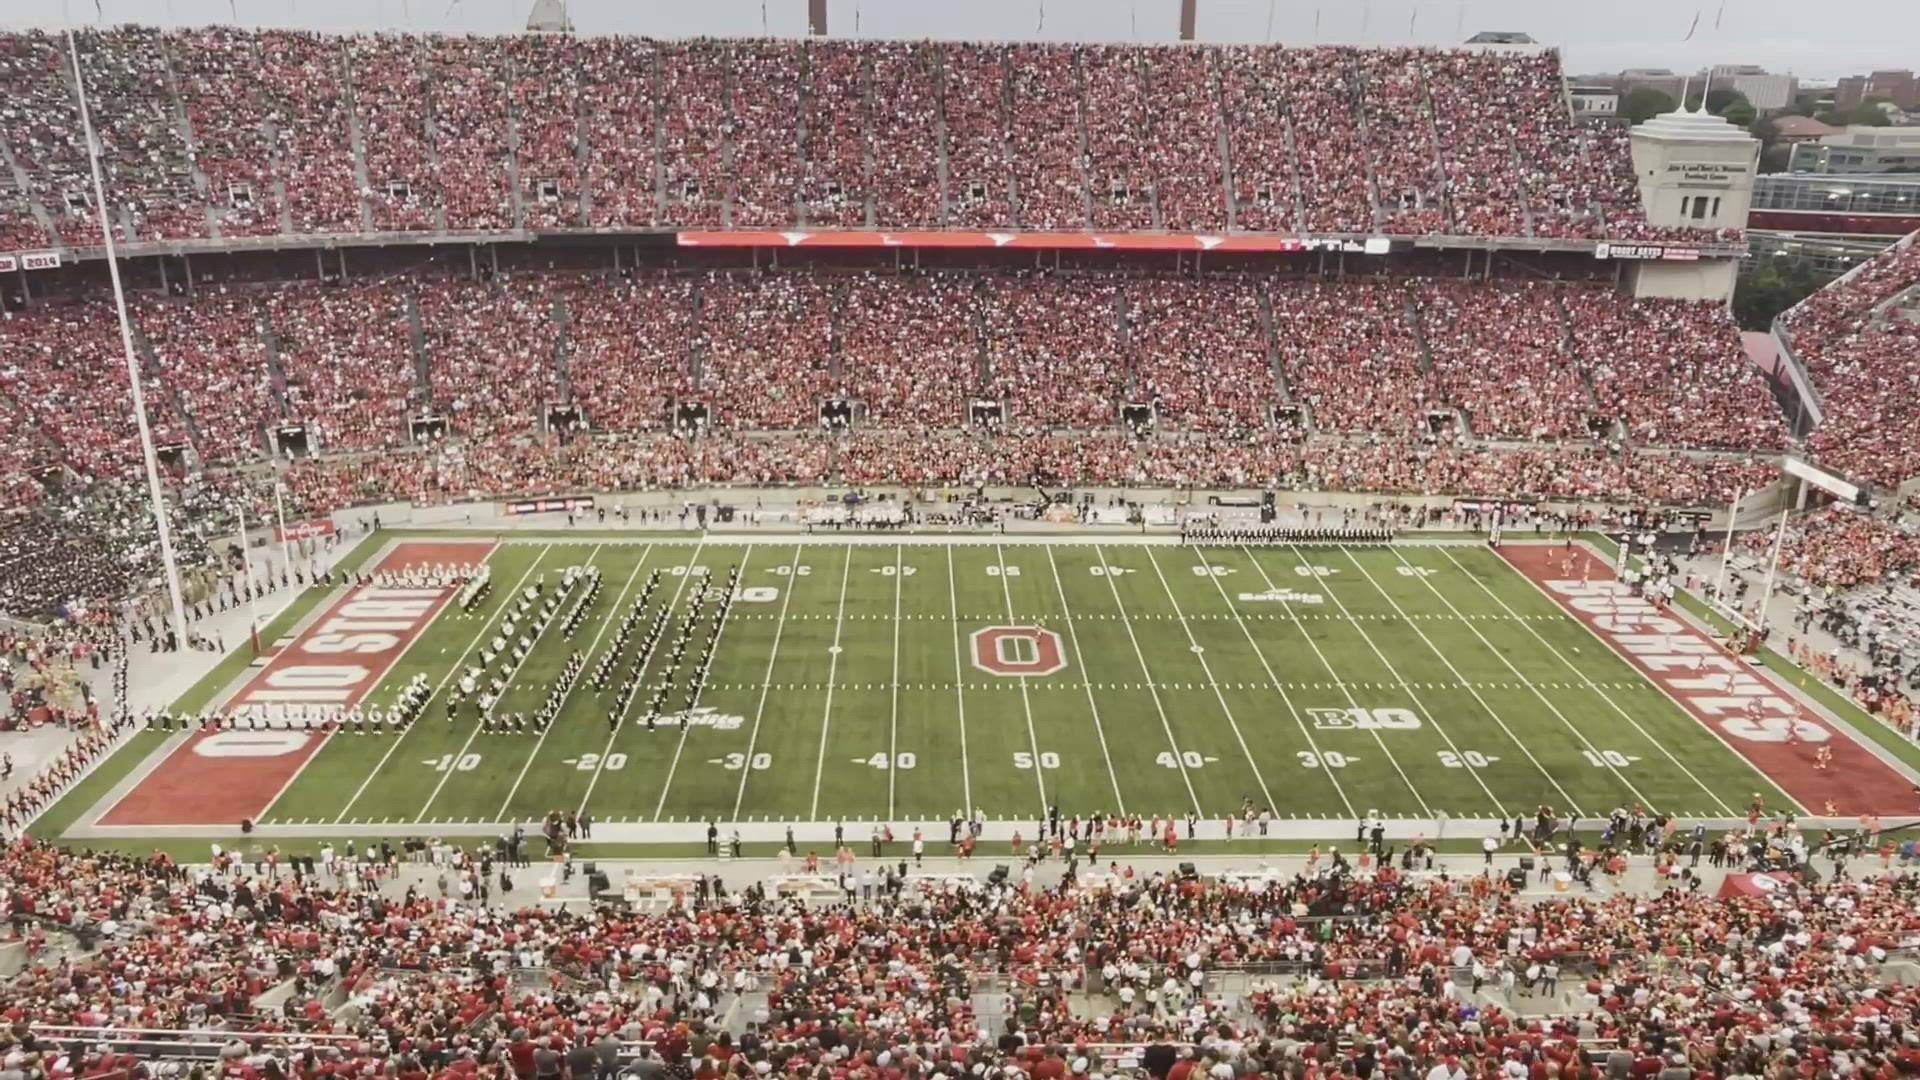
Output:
top-left (343, 54), bottom-right (378, 234)
top-left (157, 38), bottom-right (222, 242)
top-left (1414, 66), bottom-right (1459, 230)
top-left (1205, 50), bottom-right (1239, 231)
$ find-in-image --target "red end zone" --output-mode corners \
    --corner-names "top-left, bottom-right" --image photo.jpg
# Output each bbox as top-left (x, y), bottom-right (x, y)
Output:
top-left (100, 541), bottom-right (494, 827)
top-left (1500, 545), bottom-right (1915, 818)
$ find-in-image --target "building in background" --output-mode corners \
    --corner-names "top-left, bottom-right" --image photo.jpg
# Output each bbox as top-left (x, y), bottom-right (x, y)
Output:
top-left (1837, 70), bottom-right (1919, 111)
top-left (1788, 127), bottom-right (1920, 174)
top-left (1769, 116), bottom-right (1840, 145)
top-left (1570, 84), bottom-right (1621, 120)
top-left (1708, 65), bottom-right (1798, 113)
top-left (1621, 67), bottom-right (1687, 101)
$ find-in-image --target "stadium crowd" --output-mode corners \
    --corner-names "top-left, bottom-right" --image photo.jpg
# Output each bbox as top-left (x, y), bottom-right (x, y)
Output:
top-left (1, 824), bottom-right (1920, 1079)
top-left (1754, 507), bottom-right (1920, 592)
top-left (0, 29), bottom-right (1733, 247)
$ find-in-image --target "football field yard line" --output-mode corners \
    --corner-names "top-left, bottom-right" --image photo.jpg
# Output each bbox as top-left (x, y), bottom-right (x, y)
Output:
top-left (1042, 546), bottom-right (1126, 814)
top-left (807, 545), bottom-right (855, 821)
top-left (332, 544), bottom-right (551, 824)
top-left (1329, 546), bottom-right (1585, 818)
top-left (1236, 547), bottom-right (1434, 817)
top-left (1438, 546), bottom-right (1741, 817)
top-left (1090, 546), bottom-right (1202, 816)
top-left (1137, 545), bottom-right (1277, 813)
top-left (653, 545), bottom-right (755, 822)
top-left (993, 544), bottom-right (1049, 815)
top-left (945, 546), bottom-right (975, 815)
top-left (1186, 545), bottom-right (1355, 819)
top-left (418, 543), bottom-right (606, 822)
top-left (1275, 544), bottom-right (1513, 817)
top-left (729, 545), bottom-right (803, 821)
top-left (577, 539), bottom-right (706, 817)
top-left (887, 543), bottom-right (902, 820)
top-left (494, 544), bottom-right (654, 820)
top-left (1381, 546), bottom-right (1665, 813)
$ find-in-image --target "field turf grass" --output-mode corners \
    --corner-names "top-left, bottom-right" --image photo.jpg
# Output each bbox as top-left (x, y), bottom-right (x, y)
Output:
top-left (221, 537), bottom-right (1789, 831)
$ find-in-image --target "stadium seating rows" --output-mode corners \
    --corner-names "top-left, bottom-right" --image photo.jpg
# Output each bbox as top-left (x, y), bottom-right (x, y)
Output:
top-left (2, 834), bottom-right (1919, 1077)
top-left (1780, 239), bottom-right (1920, 490)
top-left (0, 30), bottom-right (1705, 247)
top-left (0, 271), bottom-right (1785, 504)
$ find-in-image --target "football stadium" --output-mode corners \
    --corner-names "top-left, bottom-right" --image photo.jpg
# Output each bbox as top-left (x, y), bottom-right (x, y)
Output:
top-left (4, 0), bottom-right (1920, 1075)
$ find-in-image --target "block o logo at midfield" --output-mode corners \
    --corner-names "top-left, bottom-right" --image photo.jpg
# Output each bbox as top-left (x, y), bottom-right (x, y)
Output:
top-left (970, 626), bottom-right (1067, 676)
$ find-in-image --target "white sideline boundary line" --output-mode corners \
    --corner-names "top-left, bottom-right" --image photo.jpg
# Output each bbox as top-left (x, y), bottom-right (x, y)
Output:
top-left (1425, 546), bottom-right (1736, 818)
top-left (416, 544), bottom-right (602, 822)
top-left (993, 543), bottom-right (1051, 816)
top-left (1042, 547), bottom-right (1127, 815)
top-left (1186, 545), bottom-right (1356, 820)
top-left (652, 545), bottom-right (755, 823)
top-left (1233, 547), bottom-right (1434, 818)
top-left (495, 544), bottom-right (655, 819)
top-left (1090, 545), bottom-right (1203, 816)
top-left (1329, 545), bottom-right (1584, 819)
top-left (1137, 545), bottom-right (1278, 814)
top-left (331, 541), bottom-right (540, 824)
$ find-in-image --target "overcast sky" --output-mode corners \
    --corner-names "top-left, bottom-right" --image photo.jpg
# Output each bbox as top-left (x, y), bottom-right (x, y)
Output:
top-left (4, 0), bottom-right (1912, 80)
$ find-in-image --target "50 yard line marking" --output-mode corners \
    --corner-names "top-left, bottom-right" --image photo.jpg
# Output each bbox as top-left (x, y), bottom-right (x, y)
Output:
top-left (1137, 545), bottom-right (1277, 814)
top-left (807, 545), bottom-right (856, 822)
top-left (1186, 545), bottom-right (1355, 819)
top-left (652, 544), bottom-right (755, 822)
top-left (729, 545), bottom-right (804, 821)
top-left (332, 543), bottom-right (551, 824)
top-left (994, 543), bottom-right (1049, 816)
top-left (577, 539), bottom-right (707, 817)
top-left (1042, 546), bottom-right (1125, 814)
top-left (418, 543), bottom-right (606, 822)
top-left (946, 545), bottom-right (974, 816)
top-left (494, 544), bottom-right (654, 820)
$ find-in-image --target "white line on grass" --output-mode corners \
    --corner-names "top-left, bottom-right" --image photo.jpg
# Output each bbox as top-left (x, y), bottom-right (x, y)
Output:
top-left (1232, 547), bottom-right (1433, 816)
top-left (1329, 546), bottom-right (1585, 819)
top-left (1089, 546), bottom-right (1203, 816)
top-left (653, 544), bottom-right (755, 822)
top-left (417, 544), bottom-right (606, 822)
top-left (946, 546), bottom-right (975, 815)
top-left (994, 543), bottom-right (1050, 815)
top-left (578, 539), bottom-right (707, 817)
top-left (1137, 546), bottom-right (1277, 813)
top-left (1438, 546), bottom-right (1742, 817)
top-left (1384, 546), bottom-right (1670, 814)
top-left (887, 544), bottom-right (902, 820)
top-left (807, 546), bottom-right (856, 821)
top-left (728, 545), bottom-right (804, 821)
top-left (494, 544), bottom-right (654, 820)
top-left (332, 544), bottom-right (552, 823)
top-left (1186, 545), bottom-right (1356, 819)
top-left (1042, 546), bottom-right (1126, 814)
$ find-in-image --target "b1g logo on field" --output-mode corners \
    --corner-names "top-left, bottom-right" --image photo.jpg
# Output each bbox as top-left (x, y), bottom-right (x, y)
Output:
top-left (971, 626), bottom-right (1067, 677)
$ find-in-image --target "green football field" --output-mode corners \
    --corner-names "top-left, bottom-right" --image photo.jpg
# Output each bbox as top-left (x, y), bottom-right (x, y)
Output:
top-left (229, 536), bottom-right (1785, 832)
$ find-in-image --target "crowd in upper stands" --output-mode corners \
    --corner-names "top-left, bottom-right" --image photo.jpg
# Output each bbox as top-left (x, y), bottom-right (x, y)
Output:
top-left (1755, 506), bottom-right (1920, 592)
top-left (1782, 238), bottom-right (1920, 490)
top-left (2, 822), bottom-right (1920, 1079)
top-left (0, 29), bottom-right (1725, 248)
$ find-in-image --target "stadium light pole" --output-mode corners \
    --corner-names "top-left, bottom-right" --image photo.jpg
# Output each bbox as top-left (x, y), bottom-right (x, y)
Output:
top-left (65, 28), bottom-right (191, 652)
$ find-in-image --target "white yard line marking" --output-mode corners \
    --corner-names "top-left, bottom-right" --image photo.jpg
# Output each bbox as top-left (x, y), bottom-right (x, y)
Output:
top-left (1137, 545), bottom-right (1277, 813)
top-left (1042, 546), bottom-right (1126, 814)
top-left (1455, 545), bottom-right (1747, 818)
top-left (653, 544), bottom-right (755, 822)
top-left (1187, 545), bottom-right (1356, 820)
top-left (1089, 545), bottom-right (1203, 816)
top-left (946, 545), bottom-right (975, 815)
top-left (417, 544), bottom-right (605, 822)
top-left (887, 544), bottom-right (903, 820)
top-left (332, 543), bottom-right (547, 823)
top-left (578, 540), bottom-right (707, 816)
top-left (495, 544), bottom-right (654, 820)
top-left (1389, 546), bottom-right (1675, 814)
top-left (994, 543), bottom-right (1050, 815)
top-left (729, 546), bottom-right (804, 821)
top-left (807, 545), bottom-right (856, 821)
top-left (1328, 546), bottom-right (1581, 818)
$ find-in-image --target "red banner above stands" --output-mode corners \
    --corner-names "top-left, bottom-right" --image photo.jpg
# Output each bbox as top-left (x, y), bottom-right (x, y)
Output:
top-left (677, 230), bottom-right (1402, 255)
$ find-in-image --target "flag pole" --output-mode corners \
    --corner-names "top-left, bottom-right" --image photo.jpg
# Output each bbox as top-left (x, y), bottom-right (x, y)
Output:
top-left (1712, 488), bottom-right (1742, 608)
top-left (237, 498), bottom-right (262, 649)
top-left (273, 481), bottom-right (293, 588)
top-left (66, 28), bottom-right (190, 655)
top-left (1756, 507), bottom-right (1791, 634)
